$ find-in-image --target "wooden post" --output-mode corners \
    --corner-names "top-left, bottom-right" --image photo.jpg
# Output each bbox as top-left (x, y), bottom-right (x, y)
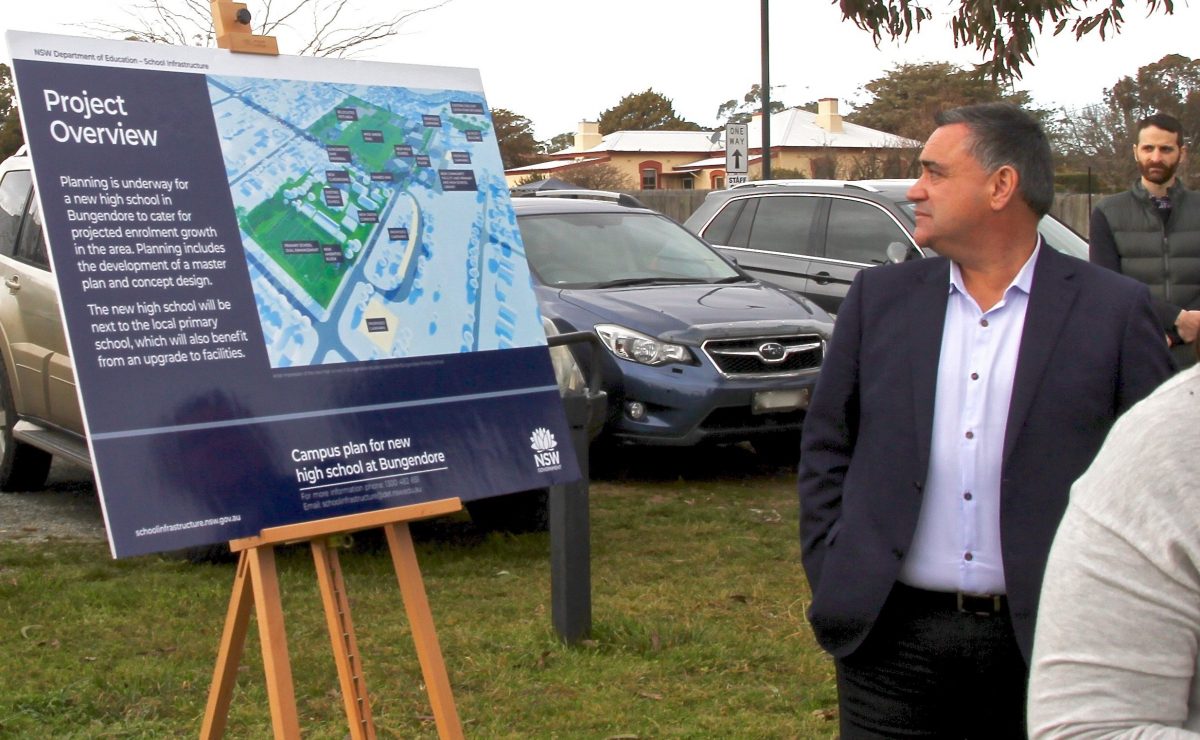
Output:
top-left (201, 498), bottom-right (464, 739)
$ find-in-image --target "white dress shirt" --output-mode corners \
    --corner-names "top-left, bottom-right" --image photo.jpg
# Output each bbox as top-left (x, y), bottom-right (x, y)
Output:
top-left (898, 243), bottom-right (1041, 596)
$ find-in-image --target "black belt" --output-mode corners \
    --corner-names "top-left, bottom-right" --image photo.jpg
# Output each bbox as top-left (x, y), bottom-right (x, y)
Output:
top-left (893, 582), bottom-right (1008, 616)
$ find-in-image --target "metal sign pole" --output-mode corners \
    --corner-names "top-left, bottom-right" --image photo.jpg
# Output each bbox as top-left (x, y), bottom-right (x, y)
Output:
top-left (549, 394), bottom-right (593, 644)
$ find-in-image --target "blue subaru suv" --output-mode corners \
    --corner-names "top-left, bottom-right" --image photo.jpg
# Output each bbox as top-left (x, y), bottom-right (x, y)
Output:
top-left (512, 193), bottom-right (833, 455)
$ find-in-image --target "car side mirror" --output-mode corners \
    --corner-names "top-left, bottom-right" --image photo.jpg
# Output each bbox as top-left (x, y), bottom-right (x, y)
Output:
top-left (886, 241), bottom-right (915, 264)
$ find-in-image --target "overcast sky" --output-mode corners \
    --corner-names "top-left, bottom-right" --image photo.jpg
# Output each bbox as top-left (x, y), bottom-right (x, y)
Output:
top-left (3, 1), bottom-right (1196, 140)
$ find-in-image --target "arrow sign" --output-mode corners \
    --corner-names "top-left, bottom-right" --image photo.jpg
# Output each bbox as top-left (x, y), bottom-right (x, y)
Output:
top-left (725, 123), bottom-right (748, 174)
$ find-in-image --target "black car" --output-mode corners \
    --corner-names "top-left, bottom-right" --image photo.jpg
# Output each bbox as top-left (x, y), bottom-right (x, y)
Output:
top-left (512, 194), bottom-right (833, 456)
top-left (683, 179), bottom-right (1088, 315)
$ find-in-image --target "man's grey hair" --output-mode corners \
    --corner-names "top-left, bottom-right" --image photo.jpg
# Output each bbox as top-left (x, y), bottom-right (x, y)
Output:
top-left (935, 103), bottom-right (1054, 218)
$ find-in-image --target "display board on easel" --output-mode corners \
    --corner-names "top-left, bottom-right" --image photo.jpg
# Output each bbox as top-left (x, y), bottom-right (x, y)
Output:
top-left (7, 7), bottom-right (584, 736)
top-left (5, 21), bottom-right (580, 560)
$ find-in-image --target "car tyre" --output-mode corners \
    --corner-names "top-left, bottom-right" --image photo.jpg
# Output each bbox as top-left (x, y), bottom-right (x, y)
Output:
top-left (169, 543), bottom-right (238, 564)
top-left (0, 361), bottom-right (53, 492)
top-left (753, 432), bottom-right (802, 469)
top-left (465, 488), bottom-right (549, 533)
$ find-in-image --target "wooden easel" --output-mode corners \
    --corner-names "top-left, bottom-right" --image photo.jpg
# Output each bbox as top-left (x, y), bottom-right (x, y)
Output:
top-left (200, 498), bottom-right (466, 739)
top-left (200, 8), bottom-right (462, 737)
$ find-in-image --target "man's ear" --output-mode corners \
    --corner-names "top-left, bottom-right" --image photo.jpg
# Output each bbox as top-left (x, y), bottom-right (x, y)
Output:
top-left (989, 165), bottom-right (1019, 211)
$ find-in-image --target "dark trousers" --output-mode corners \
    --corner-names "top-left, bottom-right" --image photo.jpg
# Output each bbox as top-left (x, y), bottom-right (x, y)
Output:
top-left (834, 583), bottom-right (1028, 739)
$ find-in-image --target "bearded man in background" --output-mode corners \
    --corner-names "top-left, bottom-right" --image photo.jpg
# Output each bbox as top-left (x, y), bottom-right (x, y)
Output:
top-left (1091, 112), bottom-right (1199, 368)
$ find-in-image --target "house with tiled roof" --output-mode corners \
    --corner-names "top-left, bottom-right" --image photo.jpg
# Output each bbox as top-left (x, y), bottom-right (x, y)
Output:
top-left (505, 98), bottom-right (920, 190)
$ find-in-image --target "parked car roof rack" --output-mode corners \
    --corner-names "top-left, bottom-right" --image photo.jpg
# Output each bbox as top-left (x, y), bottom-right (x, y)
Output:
top-left (514, 188), bottom-right (649, 209)
top-left (730, 179), bottom-right (882, 192)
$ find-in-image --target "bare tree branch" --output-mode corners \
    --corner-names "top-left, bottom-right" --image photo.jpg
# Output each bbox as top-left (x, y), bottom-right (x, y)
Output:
top-left (294, 0), bottom-right (453, 58)
top-left (78, 0), bottom-right (452, 57)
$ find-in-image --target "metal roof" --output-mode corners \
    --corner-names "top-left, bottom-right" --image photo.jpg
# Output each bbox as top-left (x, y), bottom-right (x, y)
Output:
top-left (752, 108), bottom-right (921, 149)
top-left (505, 105), bottom-right (919, 175)
top-left (564, 107), bottom-right (918, 156)
top-left (506, 157), bottom-right (606, 173)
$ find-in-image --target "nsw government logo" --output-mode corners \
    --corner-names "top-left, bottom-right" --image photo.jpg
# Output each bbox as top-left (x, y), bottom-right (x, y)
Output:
top-left (529, 427), bottom-right (562, 473)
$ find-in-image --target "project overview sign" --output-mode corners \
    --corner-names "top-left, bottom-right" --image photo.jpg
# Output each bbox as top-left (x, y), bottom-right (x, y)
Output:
top-left (6, 31), bottom-right (580, 557)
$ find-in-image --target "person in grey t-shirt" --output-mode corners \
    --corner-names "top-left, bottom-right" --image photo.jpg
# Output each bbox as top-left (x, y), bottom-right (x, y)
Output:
top-left (1029, 346), bottom-right (1200, 738)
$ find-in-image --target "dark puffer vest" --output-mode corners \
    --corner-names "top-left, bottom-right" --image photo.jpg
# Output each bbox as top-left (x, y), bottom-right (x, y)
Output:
top-left (1094, 181), bottom-right (1200, 319)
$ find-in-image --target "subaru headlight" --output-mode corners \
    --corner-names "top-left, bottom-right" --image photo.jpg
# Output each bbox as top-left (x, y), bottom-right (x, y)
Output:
top-left (594, 324), bottom-right (692, 366)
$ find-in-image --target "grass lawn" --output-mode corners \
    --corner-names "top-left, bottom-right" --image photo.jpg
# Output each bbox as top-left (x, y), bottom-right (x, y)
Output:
top-left (0, 450), bottom-right (839, 737)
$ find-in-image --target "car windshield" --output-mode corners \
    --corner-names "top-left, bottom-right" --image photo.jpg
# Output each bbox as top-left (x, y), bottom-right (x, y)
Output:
top-left (520, 211), bottom-right (744, 288)
top-left (1034, 213), bottom-right (1089, 260)
top-left (893, 199), bottom-right (1088, 261)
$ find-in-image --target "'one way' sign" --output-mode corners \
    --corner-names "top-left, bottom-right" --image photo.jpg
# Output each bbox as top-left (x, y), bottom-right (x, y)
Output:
top-left (725, 123), bottom-right (748, 175)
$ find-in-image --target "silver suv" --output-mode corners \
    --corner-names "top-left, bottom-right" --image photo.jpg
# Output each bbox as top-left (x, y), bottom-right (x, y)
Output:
top-left (684, 179), bottom-right (1088, 316)
top-left (0, 148), bottom-right (88, 490)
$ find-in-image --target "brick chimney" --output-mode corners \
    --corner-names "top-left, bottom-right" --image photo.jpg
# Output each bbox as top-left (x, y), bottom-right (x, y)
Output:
top-left (816, 98), bottom-right (844, 133)
top-left (574, 121), bottom-right (602, 151)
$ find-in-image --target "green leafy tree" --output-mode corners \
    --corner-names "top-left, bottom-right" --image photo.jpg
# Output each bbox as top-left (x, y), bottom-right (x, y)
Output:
top-left (597, 89), bottom-right (702, 135)
top-left (716, 84), bottom-right (787, 125)
top-left (1107, 53), bottom-right (1200, 152)
top-left (767, 167), bottom-right (807, 179)
top-left (0, 65), bottom-right (23, 160)
top-left (544, 132), bottom-right (575, 154)
top-left (848, 62), bottom-right (1036, 143)
top-left (839, 0), bottom-right (1176, 79)
top-left (513, 173), bottom-right (546, 187)
top-left (1051, 53), bottom-right (1200, 190)
top-left (490, 108), bottom-right (542, 169)
top-left (849, 145), bottom-right (919, 179)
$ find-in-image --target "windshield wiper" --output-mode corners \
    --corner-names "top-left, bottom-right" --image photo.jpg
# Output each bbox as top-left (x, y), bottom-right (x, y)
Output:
top-left (712, 275), bottom-right (752, 283)
top-left (591, 277), bottom-right (711, 289)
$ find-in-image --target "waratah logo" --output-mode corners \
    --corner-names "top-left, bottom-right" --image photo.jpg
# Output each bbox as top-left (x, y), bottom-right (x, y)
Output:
top-left (530, 427), bottom-right (561, 472)
top-left (530, 427), bottom-right (557, 452)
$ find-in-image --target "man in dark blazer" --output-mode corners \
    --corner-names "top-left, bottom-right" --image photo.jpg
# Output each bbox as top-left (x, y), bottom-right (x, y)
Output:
top-left (798, 103), bottom-right (1173, 738)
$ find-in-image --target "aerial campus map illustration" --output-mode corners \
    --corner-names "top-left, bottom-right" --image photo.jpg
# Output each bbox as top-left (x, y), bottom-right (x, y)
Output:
top-left (206, 76), bottom-right (544, 368)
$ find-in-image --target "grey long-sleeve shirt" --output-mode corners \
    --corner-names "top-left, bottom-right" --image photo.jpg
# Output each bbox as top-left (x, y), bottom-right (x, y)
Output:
top-left (1029, 365), bottom-right (1200, 738)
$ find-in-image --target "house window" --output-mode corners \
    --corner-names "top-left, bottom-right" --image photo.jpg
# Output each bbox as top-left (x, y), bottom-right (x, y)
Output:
top-left (638, 160), bottom-right (662, 191)
top-left (713, 176), bottom-right (726, 190)
top-left (682, 178), bottom-right (694, 190)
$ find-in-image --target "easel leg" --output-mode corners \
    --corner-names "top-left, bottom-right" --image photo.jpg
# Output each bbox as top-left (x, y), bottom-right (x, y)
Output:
top-left (246, 545), bottom-right (301, 739)
top-left (384, 523), bottom-right (465, 740)
top-left (201, 551), bottom-right (255, 739)
top-left (312, 539), bottom-right (376, 740)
